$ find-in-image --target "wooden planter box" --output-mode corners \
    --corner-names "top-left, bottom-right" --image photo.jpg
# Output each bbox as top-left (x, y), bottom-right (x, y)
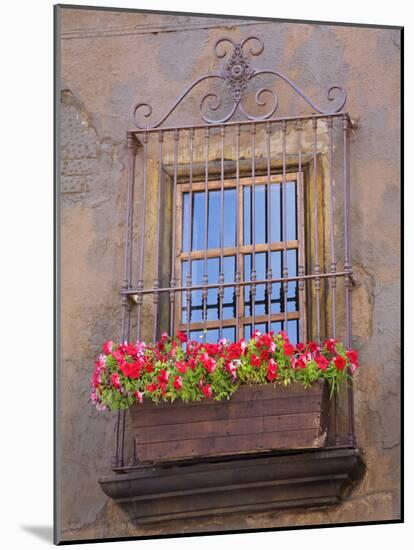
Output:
top-left (129, 380), bottom-right (329, 464)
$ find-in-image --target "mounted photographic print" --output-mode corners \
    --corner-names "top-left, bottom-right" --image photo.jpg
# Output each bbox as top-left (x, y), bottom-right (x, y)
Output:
top-left (54, 4), bottom-right (402, 544)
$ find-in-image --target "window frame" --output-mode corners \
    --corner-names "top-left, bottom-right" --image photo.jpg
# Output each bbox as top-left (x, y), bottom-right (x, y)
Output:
top-left (174, 172), bottom-right (307, 341)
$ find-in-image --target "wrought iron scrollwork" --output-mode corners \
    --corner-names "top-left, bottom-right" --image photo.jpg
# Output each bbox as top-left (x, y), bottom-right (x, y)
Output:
top-left (133, 35), bottom-right (347, 129)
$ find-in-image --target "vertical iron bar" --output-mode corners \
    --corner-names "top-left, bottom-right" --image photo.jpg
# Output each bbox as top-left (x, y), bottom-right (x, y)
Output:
top-left (251, 123), bottom-right (257, 331)
top-left (297, 120), bottom-right (305, 341)
top-left (169, 129), bottom-right (179, 336)
top-left (328, 117), bottom-right (337, 339)
top-left (152, 130), bottom-right (164, 340)
top-left (328, 116), bottom-right (339, 445)
top-left (219, 126), bottom-right (225, 338)
top-left (202, 127), bottom-right (210, 333)
top-left (235, 124), bottom-right (241, 338)
top-left (343, 114), bottom-right (356, 447)
top-left (115, 132), bottom-right (138, 469)
top-left (136, 131), bottom-right (148, 340)
top-left (266, 121), bottom-right (272, 332)
top-left (312, 118), bottom-right (321, 342)
top-left (282, 121), bottom-right (288, 329)
top-left (185, 128), bottom-right (195, 341)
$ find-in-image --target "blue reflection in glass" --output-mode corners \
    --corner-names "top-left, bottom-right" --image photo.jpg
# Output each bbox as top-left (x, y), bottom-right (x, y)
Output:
top-left (190, 327), bottom-right (235, 343)
top-left (182, 257), bottom-right (236, 323)
top-left (243, 181), bottom-right (297, 245)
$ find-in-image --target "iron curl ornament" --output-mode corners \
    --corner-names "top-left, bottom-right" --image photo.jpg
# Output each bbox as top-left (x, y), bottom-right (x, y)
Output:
top-left (133, 35), bottom-right (347, 129)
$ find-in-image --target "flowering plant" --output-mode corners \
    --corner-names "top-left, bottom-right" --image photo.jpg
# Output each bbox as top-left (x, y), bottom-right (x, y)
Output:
top-left (91, 330), bottom-right (359, 411)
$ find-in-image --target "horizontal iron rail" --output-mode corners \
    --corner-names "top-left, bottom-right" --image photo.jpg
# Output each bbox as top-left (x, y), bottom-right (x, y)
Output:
top-left (121, 270), bottom-right (352, 296)
top-left (132, 112), bottom-right (353, 136)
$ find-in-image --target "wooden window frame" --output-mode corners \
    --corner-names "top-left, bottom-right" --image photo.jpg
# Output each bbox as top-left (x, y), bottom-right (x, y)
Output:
top-left (174, 172), bottom-right (307, 341)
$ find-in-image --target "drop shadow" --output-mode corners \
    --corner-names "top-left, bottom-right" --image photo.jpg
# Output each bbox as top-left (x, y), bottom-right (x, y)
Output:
top-left (21, 525), bottom-right (54, 543)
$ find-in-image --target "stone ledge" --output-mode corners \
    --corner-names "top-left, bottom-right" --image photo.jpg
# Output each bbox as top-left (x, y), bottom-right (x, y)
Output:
top-left (99, 447), bottom-right (366, 524)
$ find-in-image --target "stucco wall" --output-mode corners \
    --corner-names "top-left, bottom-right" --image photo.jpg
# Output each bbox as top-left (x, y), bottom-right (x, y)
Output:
top-left (57, 7), bottom-right (401, 542)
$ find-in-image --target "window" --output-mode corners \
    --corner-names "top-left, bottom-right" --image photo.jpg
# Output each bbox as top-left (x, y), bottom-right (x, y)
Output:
top-left (175, 173), bottom-right (305, 345)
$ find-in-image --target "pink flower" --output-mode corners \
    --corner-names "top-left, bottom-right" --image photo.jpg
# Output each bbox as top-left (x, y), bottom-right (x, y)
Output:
top-left (134, 391), bottom-right (144, 403)
top-left (95, 354), bottom-right (106, 368)
top-left (173, 375), bottom-right (183, 390)
top-left (279, 330), bottom-right (289, 342)
top-left (226, 360), bottom-right (239, 381)
top-left (111, 372), bottom-right (121, 389)
top-left (112, 349), bottom-right (124, 363)
top-left (102, 340), bottom-right (113, 355)
top-left (200, 352), bottom-right (216, 373)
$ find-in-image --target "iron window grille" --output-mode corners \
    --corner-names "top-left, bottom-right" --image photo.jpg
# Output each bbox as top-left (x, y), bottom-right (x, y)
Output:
top-left (113, 36), bottom-right (355, 470)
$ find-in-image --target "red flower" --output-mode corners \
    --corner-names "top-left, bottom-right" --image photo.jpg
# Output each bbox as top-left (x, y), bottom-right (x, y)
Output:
top-left (102, 340), bottom-right (113, 355)
top-left (296, 357), bottom-right (306, 369)
top-left (334, 355), bottom-right (346, 370)
top-left (324, 338), bottom-right (338, 354)
top-left (260, 349), bottom-right (269, 361)
top-left (316, 356), bottom-right (329, 370)
top-left (296, 343), bottom-right (305, 353)
top-left (267, 358), bottom-right (278, 382)
top-left (112, 349), bottom-right (124, 363)
top-left (250, 354), bottom-right (262, 368)
top-left (279, 330), bottom-right (289, 342)
top-left (176, 331), bottom-right (187, 343)
top-left (146, 383), bottom-right (157, 393)
top-left (125, 343), bottom-right (138, 357)
top-left (173, 375), bottom-right (183, 390)
top-left (283, 342), bottom-right (295, 357)
top-left (346, 349), bottom-right (358, 365)
top-left (308, 341), bottom-right (320, 353)
top-left (176, 361), bottom-right (187, 374)
top-left (157, 369), bottom-right (169, 385)
top-left (201, 384), bottom-right (213, 399)
top-left (346, 349), bottom-right (359, 374)
top-left (111, 372), bottom-right (121, 389)
top-left (144, 362), bottom-right (154, 373)
top-left (200, 352), bottom-right (216, 373)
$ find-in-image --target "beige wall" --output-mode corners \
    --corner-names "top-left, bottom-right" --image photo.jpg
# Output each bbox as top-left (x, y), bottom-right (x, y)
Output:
top-left (58, 7), bottom-right (401, 542)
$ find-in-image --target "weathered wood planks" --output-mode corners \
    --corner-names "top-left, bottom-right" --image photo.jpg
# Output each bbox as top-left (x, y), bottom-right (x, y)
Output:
top-left (129, 380), bottom-right (329, 463)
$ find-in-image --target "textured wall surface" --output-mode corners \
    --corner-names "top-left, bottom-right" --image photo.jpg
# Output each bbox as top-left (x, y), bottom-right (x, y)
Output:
top-left (57, 7), bottom-right (401, 542)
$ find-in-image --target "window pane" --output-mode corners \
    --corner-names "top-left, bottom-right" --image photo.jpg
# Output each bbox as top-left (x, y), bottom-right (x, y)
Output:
top-left (270, 183), bottom-right (282, 242)
top-left (207, 190), bottom-right (220, 249)
top-left (182, 192), bottom-right (190, 253)
top-left (223, 256), bottom-right (236, 320)
top-left (192, 191), bottom-right (206, 251)
top-left (223, 189), bottom-right (236, 248)
top-left (286, 249), bottom-right (298, 312)
top-left (271, 250), bottom-right (282, 314)
top-left (243, 181), bottom-right (297, 245)
top-left (244, 323), bottom-right (267, 340)
top-left (270, 320), bottom-right (299, 345)
top-left (243, 252), bottom-right (266, 316)
top-left (181, 257), bottom-right (236, 323)
top-left (286, 181), bottom-right (297, 241)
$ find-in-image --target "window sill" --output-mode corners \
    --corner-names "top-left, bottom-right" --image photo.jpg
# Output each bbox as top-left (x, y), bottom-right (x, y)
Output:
top-left (99, 447), bottom-right (365, 525)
